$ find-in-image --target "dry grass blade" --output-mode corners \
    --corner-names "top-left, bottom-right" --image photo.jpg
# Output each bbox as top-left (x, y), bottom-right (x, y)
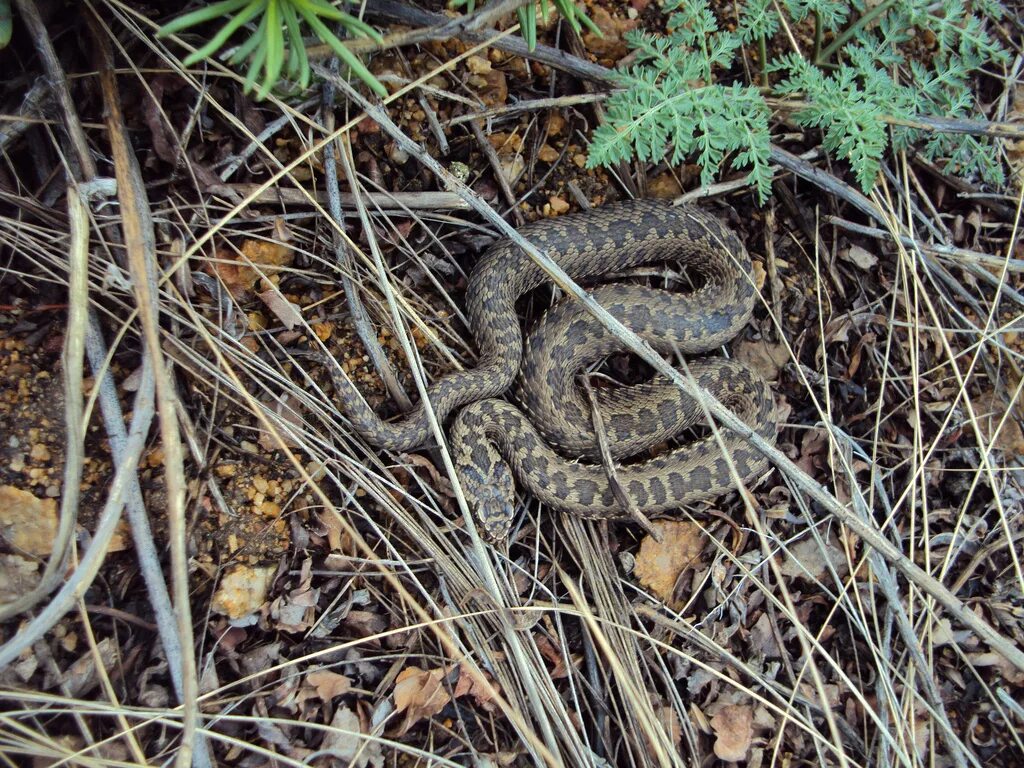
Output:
top-left (1, 1), bottom-right (1022, 766)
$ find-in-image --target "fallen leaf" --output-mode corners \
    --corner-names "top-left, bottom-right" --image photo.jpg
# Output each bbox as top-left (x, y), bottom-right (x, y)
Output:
top-left (710, 704), bottom-right (753, 762)
top-left (307, 669), bottom-right (353, 701)
top-left (582, 6), bottom-right (637, 60)
top-left (207, 238), bottom-right (294, 298)
top-left (779, 533), bottom-right (849, 583)
top-left (634, 521), bottom-right (707, 609)
top-left (534, 634), bottom-right (573, 679)
top-left (646, 699), bottom-right (682, 756)
top-left (258, 287), bottom-right (303, 330)
top-left (453, 664), bottom-right (500, 711)
top-left (0, 554), bottom-right (40, 602)
top-left (257, 394), bottom-right (304, 451)
top-left (648, 172), bottom-right (682, 199)
top-left (748, 612), bottom-right (782, 658)
top-left (840, 244), bottom-right (878, 270)
top-left (733, 338), bottom-right (790, 381)
top-left (321, 707), bottom-right (384, 768)
top-left (972, 390), bottom-right (1024, 456)
top-left (392, 666), bottom-right (452, 736)
top-left (63, 637), bottom-right (119, 697)
top-left (930, 617), bottom-right (973, 648)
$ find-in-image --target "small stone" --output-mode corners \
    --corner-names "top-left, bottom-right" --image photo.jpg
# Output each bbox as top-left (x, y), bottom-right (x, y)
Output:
top-left (466, 55), bottom-right (492, 74)
top-left (537, 144), bottom-right (560, 163)
top-left (547, 196), bottom-right (570, 214)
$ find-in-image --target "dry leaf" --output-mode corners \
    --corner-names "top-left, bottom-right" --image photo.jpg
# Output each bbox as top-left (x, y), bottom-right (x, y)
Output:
top-left (258, 287), bottom-right (303, 330)
top-left (634, 521), bottom-right (707, 609)
top-left (63, 637), bottom-right (119, 698)
top-left (972, 391), bottom-right (1024, 456)
top-left (321, 707), bottom-right (384, 768)
top-left (779, 534), bottom-right (849, 583)
top-left (733, 338), bottom-right (790, 381)
top-left (453, 664), bottom-right (500, 711)
top-left (582, 5), bottom-right (637, 60)
top-left (0, 554), bottom-right (40, 602)
top-left (307, 669), bottom-right (353, 701)
top-left (534, 634), bottom-right (573, 679)
top-left (392, 666), bottom-right (451, 735)
top-left (257, 394), bottom-right (304, 451)
top-left (840, 244), bottom-right (878, 270)
top-left (208, 238), bottom-right (294, 298)
top-left (710, 704), bottom-right (754, 762)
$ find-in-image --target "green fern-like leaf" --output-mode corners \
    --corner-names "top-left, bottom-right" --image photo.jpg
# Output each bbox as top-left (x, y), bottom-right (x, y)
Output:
top-left (159, 0), bottom-right (386, 99)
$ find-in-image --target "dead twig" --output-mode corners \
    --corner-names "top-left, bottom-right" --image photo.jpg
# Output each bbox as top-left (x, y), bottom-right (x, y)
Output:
top-left (580, 376), bottom-right (658, 540)
top-left (322, 66), bottom-right (412, 411)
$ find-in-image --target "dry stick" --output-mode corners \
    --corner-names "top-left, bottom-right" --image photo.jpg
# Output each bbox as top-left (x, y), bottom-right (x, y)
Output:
top-left (825, 214), bottom-right (1024, 273)
top-left (322, 68), bottom-right (413, 412)
top-left (468, 118), bottom-right (525, 226)
top-left (226, 184), bottom-right (470, 210)
top-left (8, 4), bottom-right (211, 767)
top-left (580, 376), bottom-right (658, 539)
top-left (308, 0), bottom-right (532, 59)
top-left (329, 79), bottom-right (1024, 675)
top-left (359, 0), bottom-right (617, 86)
top-left (446, 93), bottom-right (607, 127)
top-left (92, 23), bottom-right (199, 768)
top-left (0, 77), bottom-right (52, 151)
top-left (10, 0), bottom-right (94, 176)
top-left (0, 189), bottom-right (85, 621)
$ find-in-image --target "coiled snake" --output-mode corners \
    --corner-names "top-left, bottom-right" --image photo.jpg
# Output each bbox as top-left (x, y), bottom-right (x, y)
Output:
top-left (330, 200), bottom-right (777, 541)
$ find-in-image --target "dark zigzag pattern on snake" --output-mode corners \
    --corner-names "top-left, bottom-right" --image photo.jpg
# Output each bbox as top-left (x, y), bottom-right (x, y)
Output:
top-left (328, 200), bottom-right (777, 540)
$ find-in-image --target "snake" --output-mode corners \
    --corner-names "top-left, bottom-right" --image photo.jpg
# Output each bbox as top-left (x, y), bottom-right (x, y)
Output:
top-left (329, 200), bottom-right (777, 541)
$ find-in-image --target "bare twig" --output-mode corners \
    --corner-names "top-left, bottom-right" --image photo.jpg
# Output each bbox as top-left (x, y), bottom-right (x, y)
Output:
top-left (468, 118), bottom-right (524, 225)
top-left (580, 376), bottom-right (658, 539)
top-left (226, 183), bottom-right (470, 210)
top-left (358, 0), bottom-right (618, 86)
top-left (90, 11), bottom-right (199, 767)
top-left (322, 66), bottom-right (412, 411)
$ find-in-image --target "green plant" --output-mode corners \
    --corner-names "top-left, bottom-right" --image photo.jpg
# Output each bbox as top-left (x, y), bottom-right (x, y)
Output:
top-left (588, 0), bottom-right (1010, 201)
top-left (448, 0), bottom-right (601, 53)
top-left (158, 0), bottom-right (386, 99)
top-left (0, 0), bottom-right (12, 50)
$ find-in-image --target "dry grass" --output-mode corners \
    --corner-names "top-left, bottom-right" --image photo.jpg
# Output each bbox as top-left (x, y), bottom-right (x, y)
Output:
top-left (0, 1), bottom-right (1021, 767)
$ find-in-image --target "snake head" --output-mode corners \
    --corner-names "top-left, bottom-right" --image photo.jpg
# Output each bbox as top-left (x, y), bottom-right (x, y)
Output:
top-left (452, 439), bottom-right (517, 544)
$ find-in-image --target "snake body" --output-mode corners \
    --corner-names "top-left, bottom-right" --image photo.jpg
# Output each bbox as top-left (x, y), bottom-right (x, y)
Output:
top-left (330, 200), bottom-right (776, 540)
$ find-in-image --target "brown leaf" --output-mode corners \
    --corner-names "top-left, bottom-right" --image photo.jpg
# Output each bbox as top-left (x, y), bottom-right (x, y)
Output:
top-left (392, 666), bottom-right (451, 736)
top-left (63, 638), bottom-right (119, 697)
top-left (0, 554), bottom-right (40, 603)
top-left (306, 669), bottom-right (353, 701)
top-left (321, 707), bottom-right (383, 768)
top-left (257, 287), bottom-right (303, 330)
top-left (733, 338), bottom-right (789, 381)
top-left (453, 664), bottom-right (500, 711)
top-left (634, 521), bottom-right (707, 609)
top-left (779, 533), bottom-right (849, 584)
top-left (840, 244), bottom-right (879, 270)
top-left (533, 634), bottom-right (573, 679)
top-left (207, 239), bottom-right (294, 298)
top-left (972, 390), bottom-right (1024, 456)
top-left (710, 704), bottom-right (753, 762)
